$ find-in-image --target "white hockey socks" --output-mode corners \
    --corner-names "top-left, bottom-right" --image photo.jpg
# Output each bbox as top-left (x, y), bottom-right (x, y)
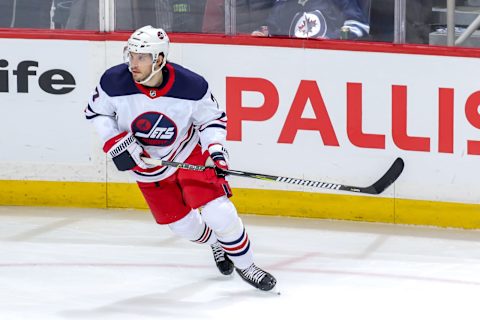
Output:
top-left (168, 209), bottom-right (217, 245)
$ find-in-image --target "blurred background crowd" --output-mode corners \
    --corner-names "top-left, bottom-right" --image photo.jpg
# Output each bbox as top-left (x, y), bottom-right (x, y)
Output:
top-left (1, 0), bottom-right (480, 46)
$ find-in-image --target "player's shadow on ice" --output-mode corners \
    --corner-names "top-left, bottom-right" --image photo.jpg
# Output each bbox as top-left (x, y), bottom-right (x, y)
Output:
top-left (60, 275), bottom-right (278, 319)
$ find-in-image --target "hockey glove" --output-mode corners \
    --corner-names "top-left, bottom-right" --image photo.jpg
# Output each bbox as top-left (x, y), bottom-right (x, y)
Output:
top-left (103, 131), bottom-right (150, 171)
top-left (206, 143), bottom-right (229, 178)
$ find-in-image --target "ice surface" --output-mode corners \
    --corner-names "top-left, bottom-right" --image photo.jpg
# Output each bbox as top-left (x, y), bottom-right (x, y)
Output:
top-left (1, 206), bottom-right (480, 320)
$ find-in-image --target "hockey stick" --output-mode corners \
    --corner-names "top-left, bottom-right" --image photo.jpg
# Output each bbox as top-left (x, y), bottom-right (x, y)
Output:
top-left (141, 157), bottom-right (404, 195)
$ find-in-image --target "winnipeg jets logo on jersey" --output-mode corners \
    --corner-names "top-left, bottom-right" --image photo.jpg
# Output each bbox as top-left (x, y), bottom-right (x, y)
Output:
top-left (132, 112), bottom-right (177, 146)
top-left (290, 10), bottom-right (327, 38)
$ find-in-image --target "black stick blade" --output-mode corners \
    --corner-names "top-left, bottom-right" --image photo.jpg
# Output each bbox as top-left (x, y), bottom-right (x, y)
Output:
top-left (364, 157), bottom-right (404, 194)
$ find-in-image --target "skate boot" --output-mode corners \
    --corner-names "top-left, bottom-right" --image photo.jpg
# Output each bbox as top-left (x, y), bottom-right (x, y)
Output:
top-left (236, 264), bottom-right (277, 291)
top-left (210, 242), bottom-right (234, 275)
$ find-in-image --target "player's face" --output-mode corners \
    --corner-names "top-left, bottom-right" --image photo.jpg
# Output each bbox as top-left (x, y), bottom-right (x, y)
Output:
top-left (128, 52), bottom-right (154, 82)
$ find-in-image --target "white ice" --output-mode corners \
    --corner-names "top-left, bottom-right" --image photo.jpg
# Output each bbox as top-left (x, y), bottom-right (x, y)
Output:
top-left (1, 206), bottom-right (480, 320)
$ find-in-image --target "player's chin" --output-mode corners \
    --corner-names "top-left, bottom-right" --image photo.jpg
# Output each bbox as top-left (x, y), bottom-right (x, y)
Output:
top-left (131, 72), bottom-right (143, 81)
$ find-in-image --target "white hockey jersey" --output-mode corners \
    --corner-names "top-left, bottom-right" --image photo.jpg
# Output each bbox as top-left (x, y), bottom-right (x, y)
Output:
top-left (85, 62), bottom-right (227, 182)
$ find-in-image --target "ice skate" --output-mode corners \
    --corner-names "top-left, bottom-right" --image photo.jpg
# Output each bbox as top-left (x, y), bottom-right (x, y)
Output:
top-left (210, 242), bottom-right (234, 275)
top-left (236, 263), bottom-right (277, 291)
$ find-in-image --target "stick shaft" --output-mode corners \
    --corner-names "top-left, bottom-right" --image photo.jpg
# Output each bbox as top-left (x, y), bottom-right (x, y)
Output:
top-left (141, 157), bottom-right (404, 195)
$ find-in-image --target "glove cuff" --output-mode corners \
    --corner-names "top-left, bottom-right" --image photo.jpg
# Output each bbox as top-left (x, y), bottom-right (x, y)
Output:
top-left (103, 131), bottom-right (131, 154)
top-left (208, 143), bottom-right (229, 159)
top-left (102, 131), bottom-right (145, 171)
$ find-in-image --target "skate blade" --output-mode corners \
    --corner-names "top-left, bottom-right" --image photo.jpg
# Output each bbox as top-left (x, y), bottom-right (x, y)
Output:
top-left (259, 285), bottom-right (281, 296)
top-left (271, 287), bottom-right (281, 296)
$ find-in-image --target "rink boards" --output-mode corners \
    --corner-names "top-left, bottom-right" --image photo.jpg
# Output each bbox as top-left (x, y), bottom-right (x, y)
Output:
top-left (0, 33), bottom-right (479, 228)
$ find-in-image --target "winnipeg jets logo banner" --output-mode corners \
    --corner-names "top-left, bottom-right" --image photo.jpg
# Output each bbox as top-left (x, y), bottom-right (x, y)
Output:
top-left (289, 10), bottom-right (327, 38)
top-left (132, 112), bottom-right (177, 146)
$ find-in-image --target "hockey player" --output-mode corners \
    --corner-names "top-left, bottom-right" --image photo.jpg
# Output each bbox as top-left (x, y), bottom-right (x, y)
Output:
top-left (84, 25), bottom-right (276, 291)
top-left (252, 0), bottom-right (370, 40)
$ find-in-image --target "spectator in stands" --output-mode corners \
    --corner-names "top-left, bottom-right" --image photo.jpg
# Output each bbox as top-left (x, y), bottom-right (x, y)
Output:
top-left (114, 0), bottom-right (206, 32)
top-left (0, 0), bottom-right (53, 28)
top-left (57, 0), bottom-right (206, 32)
top-left (202, 0), bottom-right (274, 34)
top-left (52, 0), bottom-right (73, 29)
top-left (406, 0), bottom-right (433, 44)
top-left (62, 0), bottom-right (99, 30)
top-left (369, 0), bottom-right (433, 44)
top-left (251, 0), bottom-right (370, 40)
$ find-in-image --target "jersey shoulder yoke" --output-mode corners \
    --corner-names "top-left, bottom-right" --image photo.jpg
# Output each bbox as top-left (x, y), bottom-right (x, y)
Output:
top-left (100, 64), bottom-right (140, 97)
top-left (167, 63), bottom-right (209, 101)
